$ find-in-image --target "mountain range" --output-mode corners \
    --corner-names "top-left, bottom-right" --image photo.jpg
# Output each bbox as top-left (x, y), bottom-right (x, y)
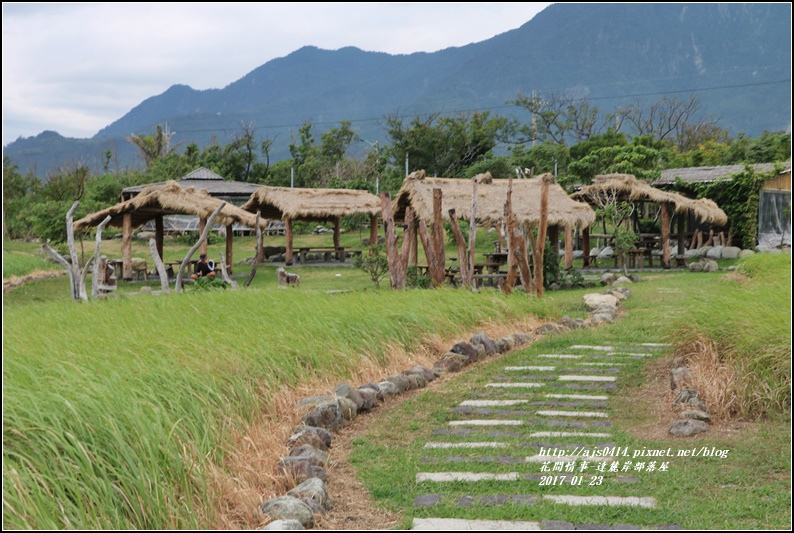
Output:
top-left (5, 2), bottom-right (791, 179)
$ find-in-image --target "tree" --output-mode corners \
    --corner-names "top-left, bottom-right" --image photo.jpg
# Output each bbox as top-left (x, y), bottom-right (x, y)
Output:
top-left (622, 95), bottom-right (724, 151)
top-left (567, 138), bottom-right (666, 186)
top-left (510, 91), bottom-right (608, 145)
top-left (127, 124), bottom-right (175, 167)
top-left (386, 111), bottom-right (507, 177)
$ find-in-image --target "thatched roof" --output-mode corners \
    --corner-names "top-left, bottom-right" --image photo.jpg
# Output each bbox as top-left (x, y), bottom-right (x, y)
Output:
top-left (241, 186), bottom-right (382, 222)
top-left (571, 173), bottom-right (728, 226)
top-left (654, 163), bottom-right (782, 186)
top-left (75, 181), bottom-right (265, 230)
top-left (393, 170), bottom-right (596, 229)
top-left (120, 167), bottom-right (261, 200)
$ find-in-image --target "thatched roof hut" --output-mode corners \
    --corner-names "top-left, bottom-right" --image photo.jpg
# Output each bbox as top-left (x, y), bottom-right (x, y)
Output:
top-left (393, 170), bottom-right (596, 229)
top-left (570, 173), bottom-right (727, 226)
top-left (76, 181), bottom-right (264, 230)
top-left (241, 186), bottom-right (382, 222)
top-left (570, 173), bottom-right (728, 268)
top-left (75, 181), bottom-right (264, 280)
top-left (241, 186), bottom-right (382, 265)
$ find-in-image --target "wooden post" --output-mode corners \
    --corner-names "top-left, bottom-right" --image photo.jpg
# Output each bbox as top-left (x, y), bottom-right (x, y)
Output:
top-left (431, 188), bottom-right (445, 285)
top-left (582, 226), bottom-right (591, 268)
top-left (89, 216), bottom-right (114, 298)
top-left (199, 218), bottom-right (208, 256)
top-left (661, 202), bottom-right (671, 269)
top-left (505, 176), bottom-right (533, 295)
top-left (369, 214), bottom-right (378, 246)
top-left (417, 219), bottom-right (441, 288)
top-left (531, 174), bottom-right (552, 298)
top-left (677, 214), bottom-right (686, 259)
top-left (155, 215), bottom-right (164, 264)
top-left (564, 226), bottom-right (574, 270)
top-left (548, 225), bottom-right (560, 258)
top-left (148, 238), bottom-right (170, 294)
top-left (380, 192), bottom-right (406, 290)
top-left (448, 209), bottom-right (470, 288)
top-left (245, 212), bottom-right (263, 288)
top-left (399, 208), bottom-right (415, 277)
top-left (468, 177), bottom-right (478, 288)
top-left (333, 217), bottom-right (341, 260)
top-left (285, 219), bottom-right (294, 266)
top-left (122, 212), bottom-right (133, 281)
top-left (225, 224), bottom-right (233, 274)
top-left (409, 223), bottom-right (418, 266)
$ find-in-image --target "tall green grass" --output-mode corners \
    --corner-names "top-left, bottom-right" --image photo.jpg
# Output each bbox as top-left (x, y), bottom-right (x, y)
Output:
top-left (670, 253), bottom-right (791, 417)
top-left (3, 287), bottom-right (563, 529)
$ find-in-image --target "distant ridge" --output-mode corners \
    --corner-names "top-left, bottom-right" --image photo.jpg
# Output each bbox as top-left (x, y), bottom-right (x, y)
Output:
top-left (5, 3), bottom-right (790, 178)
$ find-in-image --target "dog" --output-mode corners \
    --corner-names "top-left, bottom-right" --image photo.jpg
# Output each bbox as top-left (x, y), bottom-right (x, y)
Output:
top-left (277, 267), bottom-right (301, 288)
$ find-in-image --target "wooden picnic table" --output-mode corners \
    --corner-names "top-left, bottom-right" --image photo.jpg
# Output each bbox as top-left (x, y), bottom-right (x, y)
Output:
top-left (295, 246), bottom-right (351, 263)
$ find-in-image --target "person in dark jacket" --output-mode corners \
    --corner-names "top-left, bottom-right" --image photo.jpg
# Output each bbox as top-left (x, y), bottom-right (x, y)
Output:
top-left (191, 253), bottom-right (216, 280)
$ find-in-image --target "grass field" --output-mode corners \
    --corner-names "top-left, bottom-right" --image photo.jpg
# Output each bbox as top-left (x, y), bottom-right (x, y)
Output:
top-left (3, 234), bottom-right (789, 529)
top-left (349, 253), bottom-right (792, 529)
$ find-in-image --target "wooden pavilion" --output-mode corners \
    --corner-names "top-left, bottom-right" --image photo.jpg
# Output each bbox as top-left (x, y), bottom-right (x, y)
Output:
top-left (74, 181), bottom-right (264, 280)
top-left (571, 173), bottom-right (728, 268)
top-left (392, 170), bottom-right (596, 267)
top-left (241, 186), bottom-right (382, 265)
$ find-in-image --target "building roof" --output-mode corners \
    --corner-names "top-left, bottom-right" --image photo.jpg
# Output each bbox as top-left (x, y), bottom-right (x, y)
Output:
top-left (120, 167), bottom-right (262, 200)
top-left (654, 163), bottom-right (782, 186)
top-left (241, 186), bottom-right (382, 222)
top-left (572, 173), bottom-right (728, 225)
top-left (75, 181), bottom-right (264, 230)
top-left (393, 170), bottom-right (596, 229)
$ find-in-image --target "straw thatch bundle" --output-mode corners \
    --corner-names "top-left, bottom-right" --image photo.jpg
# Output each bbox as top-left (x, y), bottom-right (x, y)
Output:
top-left (393, 170), bottom-right (595, 228)
top-left (241, 186), bottom-right (382, 222)
top-left (571, 173), bottom-right (727, 226)
top-left (74, 181), bottom-right (264, 230)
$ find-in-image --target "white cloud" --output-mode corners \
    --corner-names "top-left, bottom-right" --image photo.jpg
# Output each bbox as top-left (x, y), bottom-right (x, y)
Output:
top-left (2, 2), bottom-right (551, 145)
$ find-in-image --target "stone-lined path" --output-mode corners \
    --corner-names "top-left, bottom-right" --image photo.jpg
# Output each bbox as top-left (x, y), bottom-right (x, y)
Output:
top-left (411, 341), bottom-right (682, 530)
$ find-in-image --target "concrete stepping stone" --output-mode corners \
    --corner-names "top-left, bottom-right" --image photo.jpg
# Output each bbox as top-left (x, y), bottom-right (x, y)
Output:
top-left (460, 400), bottom-right (528, 407)
top-left (525, 454), bottom-right (616, 463)
top-left (538, 354), bottom-right (584, 359)
top-left (485, 382), bottom-right (544, 388)
top-left (504, 366), bottom-right (556, 371)
top-left (412, 518), bottom-right (541, 530)
top-left (578, 362), bottom-right (625, 366)
top-left (558, 375), bottom-right (617, 382)
top-left (424, 442), bottom-right (508, 449)
top-left (545, 393), bottom-right (609, 401)
top-left (416, 472), bottom-right (520, 482)
top-left (543, 495), bottom-right (657, 508)
top-left (569, 345), bottom-right (614, 351)
top-left (449, 419), bottom-right (523, 426)
top-left (536, 410), bottom-right (609, 418)
top-left (529, 431), bottom-right (612, 438)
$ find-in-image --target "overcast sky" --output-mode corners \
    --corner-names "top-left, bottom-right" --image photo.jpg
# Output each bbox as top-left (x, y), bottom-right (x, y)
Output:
top-left (2, 2), bottom-right (552, 147)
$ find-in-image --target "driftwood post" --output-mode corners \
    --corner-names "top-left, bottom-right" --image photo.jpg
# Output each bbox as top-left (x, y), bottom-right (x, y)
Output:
top-left (448, 209), bottom-right (470, 288)
top-left (91, 215), bottom-right (112, 298)
top-left (245, 212), bottom-right (263, 288)
top-left (148, 238), bottom-right (170, 294)
top-left (467, 177), bottom-right (478, 288)
top-left (526, 174), bottom-right (551, 298)
top-left (564, 226), bottom-right (574, 270)
top-left (41, 201), bottom-right (89, 301)
top-left (505, 175), bottom-right (533, 295)
top-left (218, 253), bottom-right (238, 288)
top-left (417, 220), bottom-right (442, 288)
top-left (400, 207), bottom-right (416, 279)
top-left (582, 226), bottom-right (591, 268)
top-left (380, 192), bottom-right (407, 290)
top-left (175, 203), bottom-right (225, 293)
top-left (428, 188), bottom-right (446, 286)
top-left (661, 202), bottom-right (671, 269)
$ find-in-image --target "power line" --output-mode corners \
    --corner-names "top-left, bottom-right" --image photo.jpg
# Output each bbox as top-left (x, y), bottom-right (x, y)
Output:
top-left (166, 78), bottom-right (791, 137)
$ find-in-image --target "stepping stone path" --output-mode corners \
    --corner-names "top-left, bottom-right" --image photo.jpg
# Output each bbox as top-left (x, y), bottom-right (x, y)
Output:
top-left (412, 341), bottom-right (682, 530)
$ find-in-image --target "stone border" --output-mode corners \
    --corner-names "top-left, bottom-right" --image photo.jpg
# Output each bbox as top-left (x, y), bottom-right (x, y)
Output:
top-left (257, 286), bottom-right (633, 530)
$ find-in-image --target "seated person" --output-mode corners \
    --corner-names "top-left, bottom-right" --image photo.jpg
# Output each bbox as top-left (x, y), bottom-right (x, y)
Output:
top-left (191, 253), bottom-right (216, 280)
